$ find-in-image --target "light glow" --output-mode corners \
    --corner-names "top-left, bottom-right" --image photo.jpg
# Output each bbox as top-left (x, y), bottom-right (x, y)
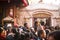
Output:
top-left (43, 0), bottom-right (60, 5)
top-left (28, 0), bottom-right (40, 5)
top-left (28, 0), bottom-right (60, 5)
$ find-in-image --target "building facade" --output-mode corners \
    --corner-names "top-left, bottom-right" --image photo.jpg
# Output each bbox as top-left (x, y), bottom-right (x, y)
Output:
top-left (15, 0), bottom-right (60, 27)
top-left (2, 0), bottom-right (60, 27)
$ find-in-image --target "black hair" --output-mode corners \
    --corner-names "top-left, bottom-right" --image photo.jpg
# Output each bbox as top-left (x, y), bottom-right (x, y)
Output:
top-left (19, 32), bottom-right (30, 40)
top-left (48, 30), bottom-right (60, 40)
top-left (34, 21), bottom-right (38, 31)
top-left (40, 21), bottom-right (44, 26)
top-left (25, 32), bottom-right (30, 40)
top-left (24, 23), bottom-right (27, 27)
top-left (12, 28), bottom-right (17, 33)
top-left (34, 21), bottom-right (38, 26)
top-left (0, 28), bottom-right (3, 34)
top-left (38, 30), bottom-right (43, 37)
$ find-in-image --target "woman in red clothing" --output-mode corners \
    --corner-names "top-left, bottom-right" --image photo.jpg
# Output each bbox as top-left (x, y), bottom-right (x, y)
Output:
top-left (0, 27), bottom-right (6, 40)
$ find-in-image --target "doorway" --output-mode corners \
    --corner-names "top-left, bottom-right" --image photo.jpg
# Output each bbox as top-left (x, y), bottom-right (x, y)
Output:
top-left (33, 13), bottom-right (51, 26)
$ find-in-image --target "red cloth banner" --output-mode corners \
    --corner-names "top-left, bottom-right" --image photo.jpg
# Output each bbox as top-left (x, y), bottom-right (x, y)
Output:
top-left (22, 0), bottom-right (28, 6)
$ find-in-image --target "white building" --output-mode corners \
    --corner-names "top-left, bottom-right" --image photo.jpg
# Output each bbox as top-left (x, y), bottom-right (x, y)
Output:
top-left (15, 0), bottom-right (60, 27)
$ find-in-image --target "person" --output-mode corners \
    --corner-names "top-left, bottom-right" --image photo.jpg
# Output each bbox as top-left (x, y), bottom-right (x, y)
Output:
top-left (55, 25), bottom-right (60, 30)
top-left (40, 21), bottom-right (45, 30)
top-left (6, 28), bottom-right (15, 40)
top-left (38, 30), bottom-right (46, 40)
top-left (0, 27), bottom-right (6, 40)
top-left (40, 21), bottom-right (46, 39)
top-left (23, 23), bottom-right (29, 32)
top-left (18, 26), bottom-right (23, 34)
top-left (47, 30), bottom-right (60, 40)
top-left (33, 21), bottom-right (39, 40)
top-left (34, 21), bottom-right (38, 32)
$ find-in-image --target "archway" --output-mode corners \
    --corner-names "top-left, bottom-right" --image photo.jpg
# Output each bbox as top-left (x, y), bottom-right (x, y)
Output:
top-left (33, 11), bottom-right (52, 26)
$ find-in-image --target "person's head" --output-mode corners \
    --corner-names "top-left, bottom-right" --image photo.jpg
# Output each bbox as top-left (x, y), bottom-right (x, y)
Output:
top-left (47, 30), bottom-right (60, 40)
top-left (0, 27), bottom-right (3, 34)
top-left (34, 21), bottom-right (38, 26)
top-left (40, 21), bottom-right (44, 26)
top-left (11, 28), bottom-right (17, 34)
top-left (38, 30), bottom-right (45, 38)
top-left (24, 23), bottom-right (28, 27)
top-left (20, 32), bottom-right (30, 40)
top-left (25, 32), bottom-right (30, 40)
top-left (55, 26), bottom-right (60, 30)
top-left (24, 23), bottom-right (29, 29)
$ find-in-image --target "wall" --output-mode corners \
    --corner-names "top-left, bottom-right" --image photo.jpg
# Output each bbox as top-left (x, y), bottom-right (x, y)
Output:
top-left (15, 2), bottom-right (60, 27)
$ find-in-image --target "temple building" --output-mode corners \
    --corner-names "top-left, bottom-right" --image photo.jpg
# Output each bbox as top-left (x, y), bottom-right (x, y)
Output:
top-left (0, 0), bottom-right (60, 27)
top-left (15, 0), bottom-right (60, 27)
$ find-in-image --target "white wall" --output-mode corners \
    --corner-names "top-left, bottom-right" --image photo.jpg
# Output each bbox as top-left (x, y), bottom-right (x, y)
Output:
top-left (16, 0), bottom-right (60, 27)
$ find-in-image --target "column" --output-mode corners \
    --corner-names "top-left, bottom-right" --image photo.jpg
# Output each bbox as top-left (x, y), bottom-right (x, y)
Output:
top-left (29, 17), bottom-right (33, 27)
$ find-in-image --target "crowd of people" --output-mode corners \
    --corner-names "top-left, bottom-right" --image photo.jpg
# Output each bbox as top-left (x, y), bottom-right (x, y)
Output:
top-left (0, 21), bottom-right (60, 40)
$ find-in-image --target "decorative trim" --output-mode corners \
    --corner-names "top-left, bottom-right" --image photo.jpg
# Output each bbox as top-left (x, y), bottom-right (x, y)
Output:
top-left (20, 9), bottom-right (59, 12)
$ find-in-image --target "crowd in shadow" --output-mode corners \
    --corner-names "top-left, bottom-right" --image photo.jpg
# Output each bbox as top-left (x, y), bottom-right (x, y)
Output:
top-left (0, 21), bottom-right (60, 40)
